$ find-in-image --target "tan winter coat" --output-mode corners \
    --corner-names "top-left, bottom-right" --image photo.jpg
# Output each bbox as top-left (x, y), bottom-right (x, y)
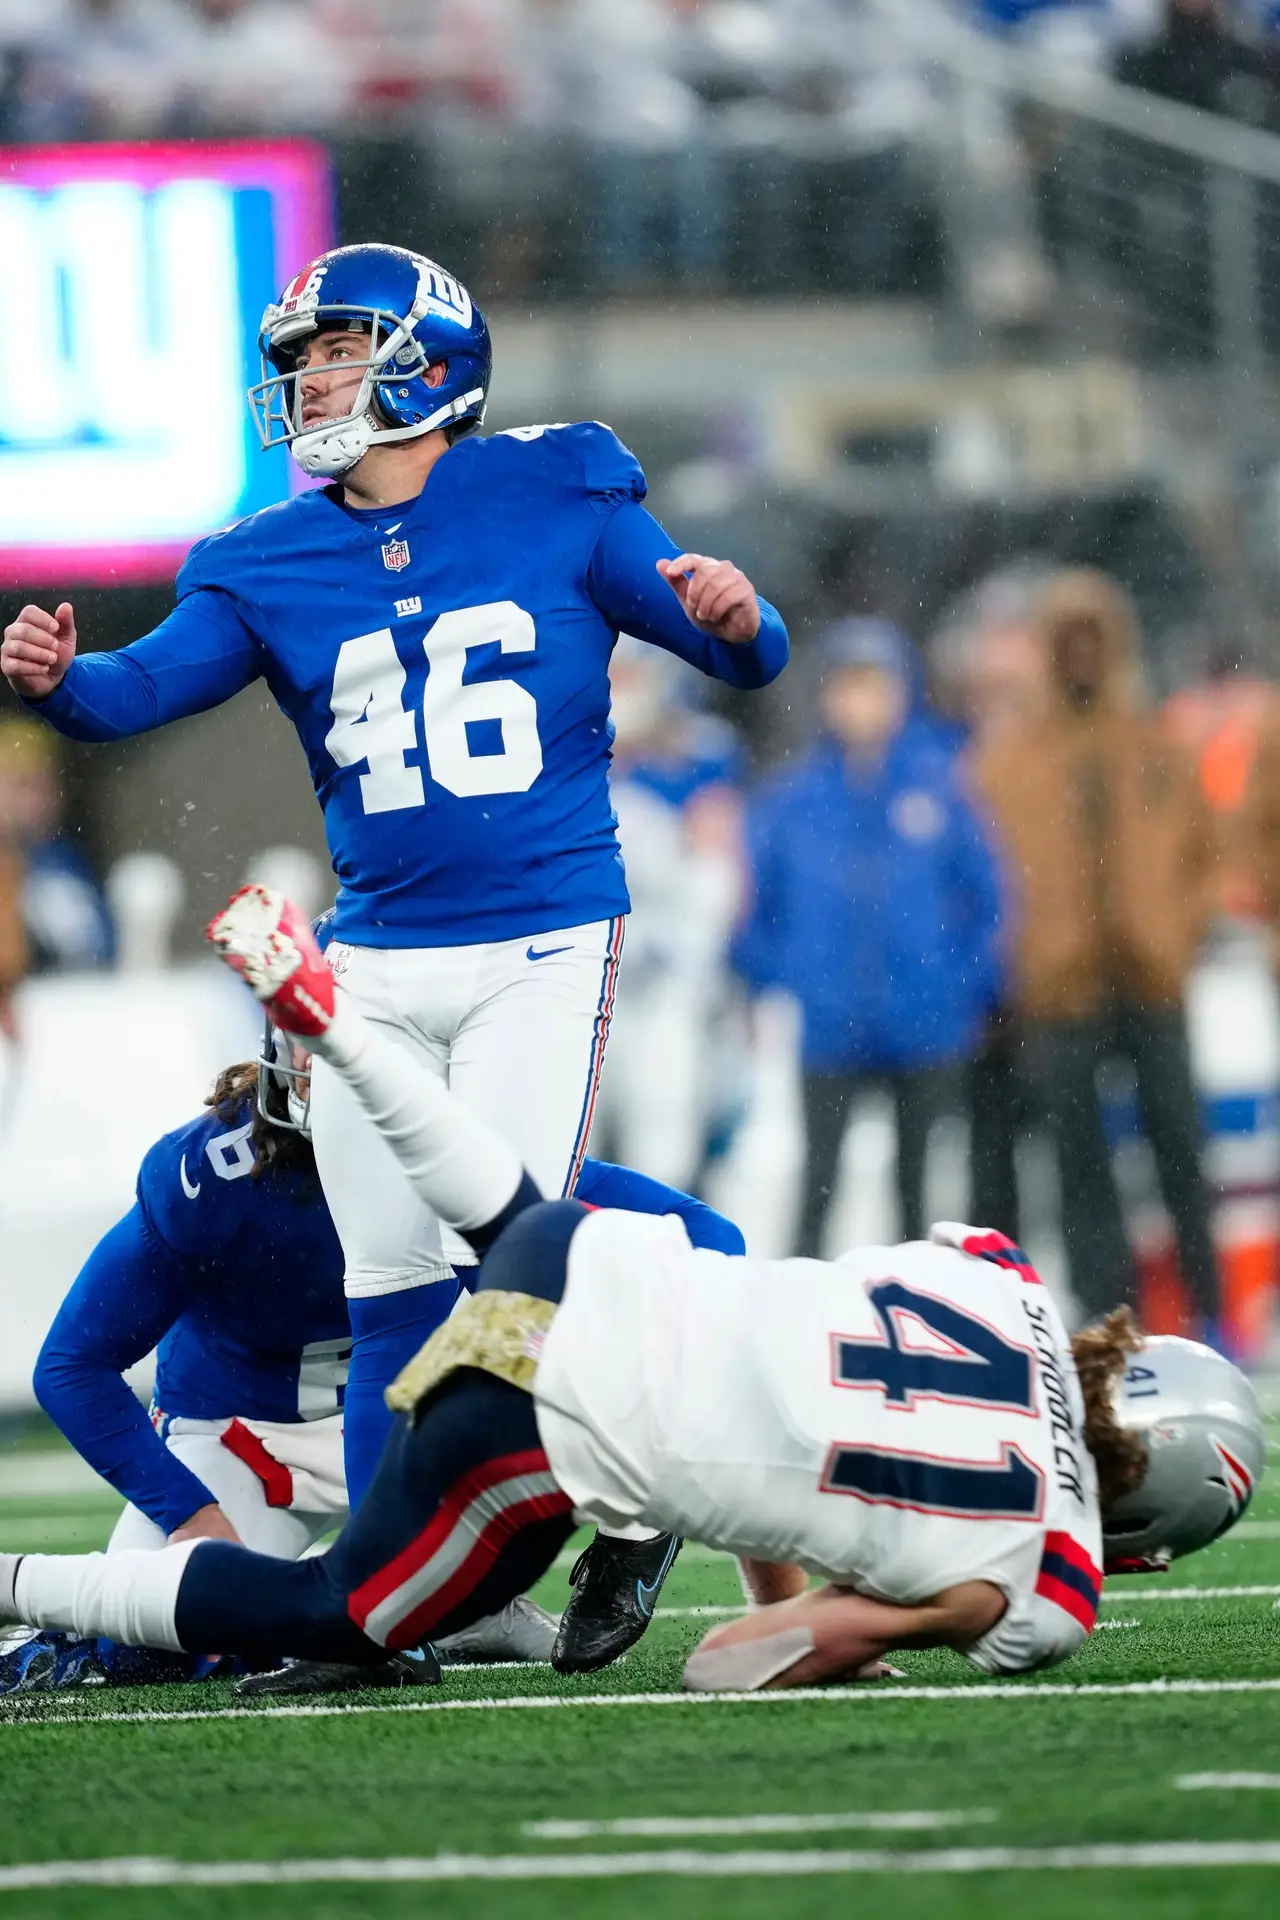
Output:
top-left (971, 569), bottom-right (1217, 1021)
top-left (1241, 708), bottom-right (1280, 932)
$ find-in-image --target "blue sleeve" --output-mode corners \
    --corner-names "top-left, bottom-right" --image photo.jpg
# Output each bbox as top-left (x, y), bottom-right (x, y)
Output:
top-left (32, 1208), bottom-right (217, 1536)
top-left (586, 501), bottom-right (788, 691)
top-left (24, 589), bottom-right (261, 744)
top-left (576, 1157), bottom-right (746, 1255)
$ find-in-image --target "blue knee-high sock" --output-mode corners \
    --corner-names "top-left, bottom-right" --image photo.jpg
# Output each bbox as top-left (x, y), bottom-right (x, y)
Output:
top-left (175, 1542), bottom-right (378, 1666)
top-left (343, 1278), bottom-right (461, 1508)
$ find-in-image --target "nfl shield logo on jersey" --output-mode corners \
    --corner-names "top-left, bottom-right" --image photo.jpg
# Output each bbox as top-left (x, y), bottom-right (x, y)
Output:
top-left (381, 538), bottom-right (411, 572)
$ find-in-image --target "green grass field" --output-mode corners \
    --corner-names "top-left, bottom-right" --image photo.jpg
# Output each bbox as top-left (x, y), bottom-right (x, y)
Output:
top-left (2, 1399), bottom-right (1280, 1920)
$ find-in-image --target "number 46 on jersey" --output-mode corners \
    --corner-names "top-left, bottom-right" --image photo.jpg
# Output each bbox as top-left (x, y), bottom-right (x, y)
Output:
top-left (326, 600), bottom-right (543, 812)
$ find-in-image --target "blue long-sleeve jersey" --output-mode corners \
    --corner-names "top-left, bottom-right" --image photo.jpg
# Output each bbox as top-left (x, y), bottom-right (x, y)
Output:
top-left (29, 424), bottom-right (787, 947)
top-left (33, 1101), bottom-right (745, 1537)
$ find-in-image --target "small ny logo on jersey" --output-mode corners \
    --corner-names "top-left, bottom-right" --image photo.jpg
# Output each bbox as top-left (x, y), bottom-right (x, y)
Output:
top-left (394, 595), bottom-right (422, 618)
top-left (382, 538), bottom-right (411, 572)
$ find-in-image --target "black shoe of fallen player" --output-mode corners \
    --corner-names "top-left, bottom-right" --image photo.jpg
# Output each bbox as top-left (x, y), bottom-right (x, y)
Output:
top-left (233, 1645), bottom-right (442, 1697)
top-left (551, 1532), bottom-right (682, 1675)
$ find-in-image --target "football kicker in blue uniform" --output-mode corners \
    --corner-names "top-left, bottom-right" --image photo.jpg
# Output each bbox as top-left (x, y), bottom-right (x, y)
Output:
top-left (18, 434), bottom-right (785, 951)
top-left (3, 1056), bottom-right (743, 1694)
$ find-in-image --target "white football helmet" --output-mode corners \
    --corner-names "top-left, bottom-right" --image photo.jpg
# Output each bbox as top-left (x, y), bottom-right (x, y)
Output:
top-left (1102, 1337), bottom-right (1265, 1573)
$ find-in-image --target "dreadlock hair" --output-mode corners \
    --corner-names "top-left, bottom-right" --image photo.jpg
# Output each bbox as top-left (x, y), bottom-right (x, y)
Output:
top-left (1070, 1306), bottom-right (1150, 1508)
top-left (206, 1060), bottom-right (318, 1185)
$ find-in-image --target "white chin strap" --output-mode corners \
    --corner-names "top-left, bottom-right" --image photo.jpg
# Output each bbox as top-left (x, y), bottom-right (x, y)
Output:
top-left (289, 387), bottom-right (487, 479)
top-left (291, 411), bottom-right (379, 479)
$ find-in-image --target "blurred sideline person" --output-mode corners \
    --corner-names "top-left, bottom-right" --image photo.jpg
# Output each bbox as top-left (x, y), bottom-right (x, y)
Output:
top-left (973, 568), bottom-right (1220, 1326)
top-left (1166, 642), bottom-right (1278, 923)
top-left (1238, 692), bottom-right (1280, 966)
top-left (736, 618), bottom-right (1005, 1255)
top-left (2, 887), bottom-right (1264, 1691)
top-left (0, 718), bottom-right (113, 973)
top-left (594, 636), bottom-right (744, 1191)
top-left (934, 567), bottom-right (1055, 1244)
top-left (0, 831), bottom-right (24, 1040)
top-left (1, 1028), bottom-right (744, 1697)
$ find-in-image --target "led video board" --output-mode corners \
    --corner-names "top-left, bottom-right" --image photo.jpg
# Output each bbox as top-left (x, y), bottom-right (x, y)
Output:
top-left (0, 140), bottom-right (333, 586)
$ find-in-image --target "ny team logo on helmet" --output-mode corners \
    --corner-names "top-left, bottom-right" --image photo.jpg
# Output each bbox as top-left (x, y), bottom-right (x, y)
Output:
top-left (248, 243), bottom-right (492, 479)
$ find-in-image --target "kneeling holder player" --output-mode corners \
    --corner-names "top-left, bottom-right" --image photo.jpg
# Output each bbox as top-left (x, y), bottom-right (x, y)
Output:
top-left (0, 889), bottom-right (1265, 1688)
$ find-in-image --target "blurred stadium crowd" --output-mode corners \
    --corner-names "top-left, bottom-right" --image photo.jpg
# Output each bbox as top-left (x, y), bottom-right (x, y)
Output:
top-left (5, 0), bottom-right (1280, 145)
top-left (2, 0), bottom-right (1280, 303)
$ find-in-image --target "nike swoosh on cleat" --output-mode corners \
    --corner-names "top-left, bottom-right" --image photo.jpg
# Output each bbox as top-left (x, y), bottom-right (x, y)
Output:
top-left (635, 1538), bottom-right (682, 1618)
top-left (526, 944), bottom-right (574, 962)
top-left (179, 1154), bottom-right (201, 1200)
top-left (635, 1576), bottom-right (662, 1619)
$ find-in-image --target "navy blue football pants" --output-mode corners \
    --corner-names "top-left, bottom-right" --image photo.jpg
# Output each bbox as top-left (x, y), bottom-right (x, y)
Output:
top-left (176, 1202), bottom-right (586, 1664)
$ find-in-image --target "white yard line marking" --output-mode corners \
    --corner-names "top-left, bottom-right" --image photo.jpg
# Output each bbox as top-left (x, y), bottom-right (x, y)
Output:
top-left (1230, 1521), bottom-right (1280, 1539)
top-left (1095, 1620), bottom-right (1139, 1631)
top-left (440, 1661), bottom-right (553, 1674)
top-left (524, 1810), bottom-right (998, 1839)
top-left (4, 1842), bottom-right (1280, 1889)
top-left (0, 1455), bottom-right (120, 1499)
top-left (655, 1589), bottom-right (1280, 1621)
top-left (1105, 1582), bottom-right (1280, 1597)
top-left (658, 1606), bottom-right (744, 1618)
top-left (1177, 1774), bottom-right (1280, 1791)
top-left (10, 1675), bottom-right (1280, 1730)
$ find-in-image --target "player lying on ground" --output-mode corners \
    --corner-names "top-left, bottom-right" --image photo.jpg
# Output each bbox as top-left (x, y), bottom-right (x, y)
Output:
top-left (0, 891), bottom-right (1264, 1688)
top-left (0, 248), bottom-right (789, 1678)
top-left (1, 1014), bottom-right (744, 1696)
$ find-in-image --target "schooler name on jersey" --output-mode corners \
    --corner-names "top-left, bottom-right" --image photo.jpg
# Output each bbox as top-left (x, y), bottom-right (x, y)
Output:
top-left (1022, 1292), bottom-right (1086, 1505)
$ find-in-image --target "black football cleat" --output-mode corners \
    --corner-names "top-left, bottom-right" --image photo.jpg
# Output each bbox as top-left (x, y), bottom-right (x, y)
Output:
top-left (233, 1644), bottom-right (441, 1697)
top-left (551, 1531), bottom-right (682, 1675)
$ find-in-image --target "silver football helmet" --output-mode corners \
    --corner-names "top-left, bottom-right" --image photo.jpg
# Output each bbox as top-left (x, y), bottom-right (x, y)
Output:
top-left (1102, 1336), bottom-right (1265, 1573)
top-left (256, 1015), bottom-right (312, 1136)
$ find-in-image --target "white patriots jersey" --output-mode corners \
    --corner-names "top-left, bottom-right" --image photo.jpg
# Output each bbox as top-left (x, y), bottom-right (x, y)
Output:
top-left (533, 1213), bottom-right (1103, 1673)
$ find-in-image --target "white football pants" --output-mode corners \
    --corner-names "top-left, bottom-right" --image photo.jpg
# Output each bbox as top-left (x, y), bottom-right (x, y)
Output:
top-left (107, 1415), bottom-right (347, 1560)
top-left (311, 918), bottom-right (624, 1290)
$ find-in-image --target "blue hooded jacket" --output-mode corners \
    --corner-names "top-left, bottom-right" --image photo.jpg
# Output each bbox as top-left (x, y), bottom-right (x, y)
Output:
top-left (735, 633), bottom-right (1006, 1075)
